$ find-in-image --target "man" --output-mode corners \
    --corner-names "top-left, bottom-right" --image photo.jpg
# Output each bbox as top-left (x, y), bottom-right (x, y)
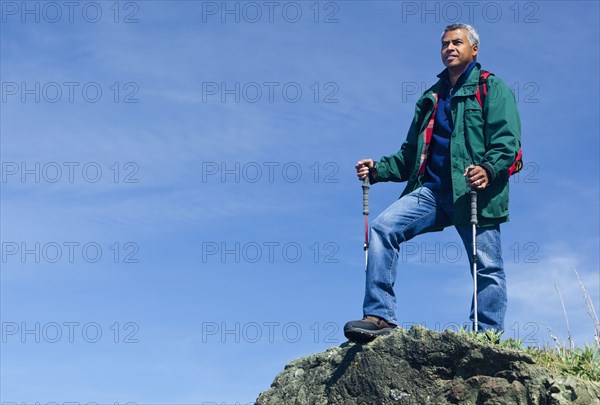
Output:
top-left (344, 23), bottom-right (521, 343)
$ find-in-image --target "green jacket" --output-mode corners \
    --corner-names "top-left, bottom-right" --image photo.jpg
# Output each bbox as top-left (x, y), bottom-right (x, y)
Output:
top-left (373, 63), bottom-right (521, 227)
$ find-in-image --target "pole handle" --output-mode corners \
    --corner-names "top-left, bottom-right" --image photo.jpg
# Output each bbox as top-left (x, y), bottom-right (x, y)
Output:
top-left (362, 177), bottom-right (370, 216)
top-left (467, 166), bottom-right (478, 226)
top-left (470, 189), bottom-right (478, 225)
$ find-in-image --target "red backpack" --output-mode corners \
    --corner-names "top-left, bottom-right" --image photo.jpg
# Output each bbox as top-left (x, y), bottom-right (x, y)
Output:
top-left (476, 71), bottom-right (523, 178)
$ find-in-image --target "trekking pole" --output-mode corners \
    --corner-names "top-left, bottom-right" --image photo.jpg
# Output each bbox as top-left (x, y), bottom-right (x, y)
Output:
top-left (362, 177), bottom-right (370, 270)
top-left (470, 185), bottom-right (479, 332)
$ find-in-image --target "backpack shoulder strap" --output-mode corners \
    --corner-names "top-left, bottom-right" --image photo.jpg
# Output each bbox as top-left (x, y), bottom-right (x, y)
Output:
top-left (475, 70), bottom-right (524, 178)
top-left (475, 70), bottom-right (494, 108)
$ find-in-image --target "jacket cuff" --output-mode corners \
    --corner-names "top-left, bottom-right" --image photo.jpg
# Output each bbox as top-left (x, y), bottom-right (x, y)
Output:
top-left (480, 162), bottom-right (496, 183)
top-left (368, 166), bottom-right (379, 184)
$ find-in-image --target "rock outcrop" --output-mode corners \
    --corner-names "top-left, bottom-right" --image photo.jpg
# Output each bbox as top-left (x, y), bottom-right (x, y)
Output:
top-left (256, 326), bottom-right (600, 405)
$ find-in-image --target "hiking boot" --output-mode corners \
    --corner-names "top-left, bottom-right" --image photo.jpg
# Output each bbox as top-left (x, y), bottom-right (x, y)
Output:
top-left (344, 315), bottom-right (397, 343)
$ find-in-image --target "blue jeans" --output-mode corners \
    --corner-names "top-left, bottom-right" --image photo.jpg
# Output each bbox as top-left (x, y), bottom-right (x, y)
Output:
top-left (363, 186), bottom-right (506, 331)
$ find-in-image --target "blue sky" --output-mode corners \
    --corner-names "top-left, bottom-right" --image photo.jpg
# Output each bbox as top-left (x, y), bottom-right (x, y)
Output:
top-left (1, 0), bottom-right (599, 403)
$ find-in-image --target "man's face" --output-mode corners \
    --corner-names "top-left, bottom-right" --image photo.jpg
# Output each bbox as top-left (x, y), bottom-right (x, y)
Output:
top-left (441, 29), bottom-right (478, 71)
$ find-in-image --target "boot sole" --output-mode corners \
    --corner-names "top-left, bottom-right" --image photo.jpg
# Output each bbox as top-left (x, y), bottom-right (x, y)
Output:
top-left (344, 326), bottom-right (395, 344)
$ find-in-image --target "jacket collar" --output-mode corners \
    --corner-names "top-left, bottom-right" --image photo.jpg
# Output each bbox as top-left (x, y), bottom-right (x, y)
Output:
top-left (419, 62), bottom-right (482, 107)
top-left (439, 62), bottom-right (481, 97)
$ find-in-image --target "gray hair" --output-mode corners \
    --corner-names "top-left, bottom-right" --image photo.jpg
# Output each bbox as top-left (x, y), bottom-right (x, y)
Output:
top-left (441, 23), bottom-right (480, 48)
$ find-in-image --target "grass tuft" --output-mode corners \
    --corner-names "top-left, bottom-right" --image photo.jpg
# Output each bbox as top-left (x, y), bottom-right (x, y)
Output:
top-left (456, 268), bottom-right (600, 382)
top-left (456, 327), bottom-right (600, 381)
